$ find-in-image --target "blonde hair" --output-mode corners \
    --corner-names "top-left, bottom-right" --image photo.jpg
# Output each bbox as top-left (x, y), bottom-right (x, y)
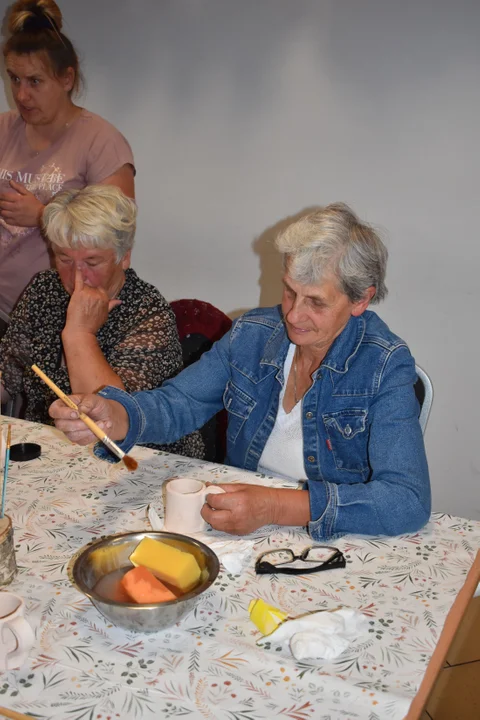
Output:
top-left (7, 0), bottom-right (62, 34)
top-left (43, 185), bottom-right (137, 261)
top-left (275, 202), bottom-right (388, 304)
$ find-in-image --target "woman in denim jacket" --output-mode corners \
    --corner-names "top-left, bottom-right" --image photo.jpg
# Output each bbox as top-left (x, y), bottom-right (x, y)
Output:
top-left (50, 203), bottom-right (431, 541)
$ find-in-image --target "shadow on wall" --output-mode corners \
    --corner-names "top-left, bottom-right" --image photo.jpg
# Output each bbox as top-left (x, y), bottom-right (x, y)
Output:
top-left (229, 205), bottom-right (320, 319)
top-left (252, 205), bottom-right (320, 309)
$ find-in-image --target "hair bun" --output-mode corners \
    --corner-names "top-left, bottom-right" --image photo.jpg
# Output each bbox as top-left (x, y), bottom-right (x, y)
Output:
top-left (7, 0), bottom-right (63, 35)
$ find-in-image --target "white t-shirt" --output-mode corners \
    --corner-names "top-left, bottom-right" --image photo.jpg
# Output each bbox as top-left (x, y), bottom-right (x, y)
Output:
top-left (258, 343), bottom-right (306, 481)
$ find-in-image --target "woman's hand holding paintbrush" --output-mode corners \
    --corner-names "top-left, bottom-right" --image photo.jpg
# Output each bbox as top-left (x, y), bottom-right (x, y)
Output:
top-left (49, 392), bottom-right (129, 448)
top-left (48, 389), bottom-right (136, 470)
top-left (13, 348), bottom-right (135, 470)
top-left (49, 389), bottom-right (135, 470)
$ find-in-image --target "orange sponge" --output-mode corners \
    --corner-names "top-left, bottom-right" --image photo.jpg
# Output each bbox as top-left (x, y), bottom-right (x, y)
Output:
top-left (121, 566), bottom-right (177, 604)
top-left (110, 584), bottom-right (133, 603)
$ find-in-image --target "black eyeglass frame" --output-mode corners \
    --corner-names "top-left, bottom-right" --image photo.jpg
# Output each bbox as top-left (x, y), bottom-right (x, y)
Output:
top-left (255, 545), bottom-right (346, 575)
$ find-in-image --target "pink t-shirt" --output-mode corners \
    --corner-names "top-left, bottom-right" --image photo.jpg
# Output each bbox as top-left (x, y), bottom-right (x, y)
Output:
top-left (0, 109), bottom-right (135, 315)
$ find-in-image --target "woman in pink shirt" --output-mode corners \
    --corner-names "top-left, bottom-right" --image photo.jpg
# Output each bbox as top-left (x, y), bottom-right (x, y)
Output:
top-left (0, 0), bottom-right (135, 320)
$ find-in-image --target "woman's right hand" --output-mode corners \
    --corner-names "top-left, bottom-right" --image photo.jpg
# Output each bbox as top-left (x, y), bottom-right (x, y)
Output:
top-left (49, 394), bottom-right (129, 445)
top-left (0, 181), bottom-right (44, 227)
top-left (64, 269), bottom-right (122, 338)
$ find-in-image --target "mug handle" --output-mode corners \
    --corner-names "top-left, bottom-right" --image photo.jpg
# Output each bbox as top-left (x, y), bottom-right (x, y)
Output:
top-left (4, 617), bottom-right (35, 669)
top-left (203, 485), bottom-right (226, 501)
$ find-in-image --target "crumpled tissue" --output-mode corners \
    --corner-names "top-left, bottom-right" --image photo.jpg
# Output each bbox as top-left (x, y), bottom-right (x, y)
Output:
top-left (147, 505), bottom-right (254, 575)
top-left (257, 607), bottom-right (369, 661)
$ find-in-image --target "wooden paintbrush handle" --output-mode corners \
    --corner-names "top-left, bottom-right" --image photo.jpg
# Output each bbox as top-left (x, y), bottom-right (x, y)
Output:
top-left (77, 411), bottom-right (110, 443)
top-left (76, 413), bottom-right (125, 459)
top-left (31, 364), bottom-right (107, 444)
top-left (31, 364), bottom-right (79, 412)
top-left (30, 363), bottom-right (125, 460)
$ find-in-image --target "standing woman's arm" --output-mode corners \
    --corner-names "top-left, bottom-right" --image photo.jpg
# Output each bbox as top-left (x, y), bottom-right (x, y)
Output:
top-left (99, 164), bottom-right (135, 199)
top-left (83, 118), bottom-right (136, 199)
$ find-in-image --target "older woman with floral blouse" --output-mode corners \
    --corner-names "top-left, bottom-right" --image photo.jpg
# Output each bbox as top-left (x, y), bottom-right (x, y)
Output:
top-left (0, 184), bottom-right (203, 459)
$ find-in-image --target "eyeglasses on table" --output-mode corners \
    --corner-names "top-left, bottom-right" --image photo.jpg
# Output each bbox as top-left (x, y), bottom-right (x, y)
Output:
top-left (255, 545), bottom-right (346, 575)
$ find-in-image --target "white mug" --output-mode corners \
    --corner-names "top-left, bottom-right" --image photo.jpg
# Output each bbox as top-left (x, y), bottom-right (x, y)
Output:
top-left (164, 478), bottom-right (225, 534)
top-left (0, 592), bottom-right (35, 670)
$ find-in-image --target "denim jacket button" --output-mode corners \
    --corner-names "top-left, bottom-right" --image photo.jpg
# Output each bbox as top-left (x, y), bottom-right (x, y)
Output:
top-left (305, 411), bottom-right (313, 419)
top-left (344, 424), bottom-right (352, 436)
top-left (307, 455), bottom-right (315, 463)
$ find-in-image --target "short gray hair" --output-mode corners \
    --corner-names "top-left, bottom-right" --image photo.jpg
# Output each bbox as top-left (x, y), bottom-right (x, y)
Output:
top-left (275, 202), bottom-right (388, 304)
top-left (43, 184), bottom-right (137, 262)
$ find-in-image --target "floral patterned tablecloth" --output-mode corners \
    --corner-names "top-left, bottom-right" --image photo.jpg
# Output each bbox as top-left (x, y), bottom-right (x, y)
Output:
top-left (0, 418), bottom-right (479, 720)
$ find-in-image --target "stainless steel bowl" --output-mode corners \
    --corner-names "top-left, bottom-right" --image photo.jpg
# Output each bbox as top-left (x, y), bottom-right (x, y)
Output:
top-left (72, 531), bottom-right (220, 632)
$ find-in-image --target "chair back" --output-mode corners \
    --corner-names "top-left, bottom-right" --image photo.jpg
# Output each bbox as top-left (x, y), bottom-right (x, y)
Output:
top-left (171, 299), bottom-right (232, 462)
top-left (171, 299), bottom-right (232, 363)
top-left (414, 365), bottom-right (433, 434)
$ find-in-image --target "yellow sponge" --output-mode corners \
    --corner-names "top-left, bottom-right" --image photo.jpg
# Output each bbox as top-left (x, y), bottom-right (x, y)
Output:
top-left (129, 537), bottom-right (201, 592)
top-left (248, 598), bottom-right (288, 635)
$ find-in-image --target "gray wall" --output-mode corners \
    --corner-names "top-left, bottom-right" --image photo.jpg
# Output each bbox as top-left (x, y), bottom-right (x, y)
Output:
top-left (2, 0), bottom-right (479, 519)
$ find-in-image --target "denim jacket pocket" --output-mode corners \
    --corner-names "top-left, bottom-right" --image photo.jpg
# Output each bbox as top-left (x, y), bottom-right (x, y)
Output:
top-left (322, 409), bottom-right (369, 474)
top-left (223, 381), bottom-right (256, 443)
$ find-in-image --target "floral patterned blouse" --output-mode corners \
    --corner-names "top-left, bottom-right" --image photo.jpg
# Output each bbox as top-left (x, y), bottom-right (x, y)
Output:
top-left (0, 268), bottom-right (204, 459)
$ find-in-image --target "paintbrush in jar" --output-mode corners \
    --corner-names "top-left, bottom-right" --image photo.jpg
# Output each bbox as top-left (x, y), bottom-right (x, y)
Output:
top-left (0, 424), bottom-right (11, 518)
top-left (0, 371), bottom-right (4, 476)
top-left (13, 351), bottom-right (137, 472)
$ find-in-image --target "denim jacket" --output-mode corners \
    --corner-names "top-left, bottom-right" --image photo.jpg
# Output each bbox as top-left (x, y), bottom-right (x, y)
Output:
top-left (97, 306), bottom-right (431, 540)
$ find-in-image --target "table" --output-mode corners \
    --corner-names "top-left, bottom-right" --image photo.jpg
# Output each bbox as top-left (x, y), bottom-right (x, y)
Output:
top-left (0, 417), bottom-right (479, 720)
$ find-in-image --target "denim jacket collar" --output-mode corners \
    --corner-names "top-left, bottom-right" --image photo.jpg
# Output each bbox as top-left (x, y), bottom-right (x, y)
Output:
top-left (321, 313), bottom-right (366, 373)
top-left (259, 312), bottom-right (290, 370)
top-left (260, 306), bottom-right (367, 376)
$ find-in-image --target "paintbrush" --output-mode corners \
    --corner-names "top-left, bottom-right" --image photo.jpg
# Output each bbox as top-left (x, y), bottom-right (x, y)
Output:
top-left (0, 705), bottom-right (39, 720)
top-left (1, 424), bottom-right (11, 518)
top-left (13, 350), bottom-right (137, 472)
top-left (0, 371), bottom-right (4, 477)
